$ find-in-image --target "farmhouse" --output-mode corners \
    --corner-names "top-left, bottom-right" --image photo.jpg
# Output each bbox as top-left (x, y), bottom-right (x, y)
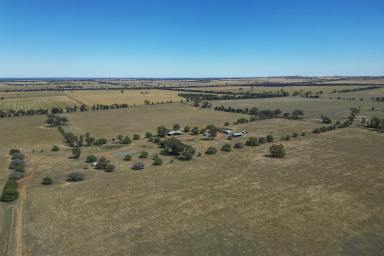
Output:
top-left (223, 129), bottom-right (232, 135)
top-left (231, 130), bottom-right (247, 137)
top-left (168, 130), bottom-right (183, 136)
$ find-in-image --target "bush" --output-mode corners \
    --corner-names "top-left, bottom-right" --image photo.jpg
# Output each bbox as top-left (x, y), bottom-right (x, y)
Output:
top-left (292, 132), bottom-right (298, 138)
top-left (95, 157), bottom-right (109, 169)
top-left (269, 144), bottom-right (286, 158)
top-left (71, 147), bottom-right (81, 159)
top-left (301, 132), bottom-right (306, 136)
top-left (205, 147), bottom-right (217, 155)
top-left (42, 176), bottom-right (53, 185)
top-left (234, 142), bottom-right (244, 148)
top-left (139, 151), bottom-right (148, 158)
top-left (153, 155), bottom-right (163, 165)
top-left (66, 171), bottom-right (84, 182)
top-left (132, 162), bottom-right (145, 170)
top-left (105, 164), bottom-right (115, 172)
top-left (1, 179), bottom-right (18, 202)
top-left (285, 135), bottom-right (290, 140)
top-left (86, 155), bottom-right (97, 163)
top-left (93, 138), bottom-right (107, 145)
top-left (124, 155), bottom-right (132, 161)
top-left (258, 137), bottom-right (267, 144)
top-left (224, 122), bottom-right (230, 126)
top-left (320, 127), bottom-right (327, 132)
top-left (133, 134), bottom-right (140, 140)
top-left (313, 128), bottom-right (321, 133)
top-left (9, 172), bottom-right (24, 180)
top-left (145, 132), bottom-right (153, 138)
top-left (14, 165), bottom-right (25, 173)
top-left (121, 136), bottom-right (131, 145)
top-left (266, 135), bottom-right (274, 142)
top-left (51, 145), bottom-right (60, 151)
top-left (9, 149), bottom-right (21, 155)
top-left (245, 137), bottom-right (259, 146)
top-left (190, 127), bottom-right (199, 135)
top-left (183, 126), bottom-right (190, 132)
top-left (179, 145), bottom-right (196, 160)
top-left (221, 143), bottom-right (232, 152)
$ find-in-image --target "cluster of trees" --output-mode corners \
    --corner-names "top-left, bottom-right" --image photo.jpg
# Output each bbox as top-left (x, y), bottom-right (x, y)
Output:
top-left (245, 135), bottom-right (274, 146)
top-left (214, 105), bottom-right (304, 120)
top-left (1, 149), bottom-right (25, 202)
top-left (46, 114), bottom-right (68, 126)
top-left (365, 116), bottom-right (384, 130)
top-left (159, 138), bottom-right (196, 160)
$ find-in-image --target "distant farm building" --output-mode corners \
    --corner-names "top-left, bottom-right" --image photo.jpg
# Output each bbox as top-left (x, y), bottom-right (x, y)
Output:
top-left (168, 130), bottom-right (183, 136)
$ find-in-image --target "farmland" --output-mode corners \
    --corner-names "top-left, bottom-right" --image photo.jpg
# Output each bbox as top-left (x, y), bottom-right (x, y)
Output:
top-left (0, 80), bottom-right (384, 255)
top-left (63, 89), bottom-right (183, 107)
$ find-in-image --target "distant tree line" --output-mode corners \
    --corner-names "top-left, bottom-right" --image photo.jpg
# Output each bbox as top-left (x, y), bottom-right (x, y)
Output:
top-left (178, 91), bottom-right (288, 102)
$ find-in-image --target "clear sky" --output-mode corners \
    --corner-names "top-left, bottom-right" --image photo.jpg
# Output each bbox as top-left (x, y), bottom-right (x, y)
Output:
top-left (0, 0), bottom-right (383, 77)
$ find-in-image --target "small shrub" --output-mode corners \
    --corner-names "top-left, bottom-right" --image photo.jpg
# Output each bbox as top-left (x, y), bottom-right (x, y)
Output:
top-left (183, 126), bottom-right (190, 132)
top-left (285, 135), bottom-right (290, 140)
top-left (269, 144), bottom-right (286, 158)
top-left (132, 162), bottom-right (145, 170)
top-left (145, 132), bottom-right (153, 138)
top-left (224, 122), bottom-right (230, 126)
top-left (313, 128), bottom-right (321, 133)
top-left (258, 137), bottom-right (267, 144)
top-left (266, 135), bottom-right (274, 142)
top-left (66, 171), bottom-right (84, 182)
top-left (292, 132), bottom-right (298, 138)
top-left (190, 127), bottom-right (199, 135)
top-left (93, 138), bottom-right (107, 145)
top-left (221, 143), bottom-right (232, 152)
top-left (51, 145), bottom-right (60, 151)
top-left (153, 155), bottom-right (163, 165)
top-left (86, 155), bottom-right (97, 163)
top-left (133, 134), bottom-right (140, 140)
top-left (9, 149), bottom-right (21, 155)
top-left (301, 132), bottom-right (306, 136)
top-left (245, 137), bottom-right (259, 146)
top-left (105, 164), bottom-right (115, 172)
top-left (205, 147), bottom-right (217, 155)
top-left (124, 155), bottom-right (132, 161)
top-left (9, 172), bottom-right (24, 180)
top-left (139, 151), bottom-right (148, 158)
top-left (42, 176), bottom-right (53, 185)
top-left (121, 136), bottom-right (131, 145)
top-left (234, 142), bottom-right (244, 148)
top-left (95, 157), bottom-right (109, 169)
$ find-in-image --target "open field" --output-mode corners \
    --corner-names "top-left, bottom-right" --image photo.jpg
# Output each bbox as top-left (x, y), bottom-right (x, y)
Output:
top-left (211, 97), bottom-right (384, 120)
top-left (65, 103), bottom-right (248, 137)
top-left (0, 96), bottom-right (78, 111)
top-left (16, 127), bottom-right (384, 255)
top-left (1, 82), bottom-right (384, 255)
top-left (63, 89), bottom-right (183, 107)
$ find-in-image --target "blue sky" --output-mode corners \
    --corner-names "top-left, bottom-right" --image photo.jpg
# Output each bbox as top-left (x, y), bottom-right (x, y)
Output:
top-left (0, 0), bottom-right (384, 77)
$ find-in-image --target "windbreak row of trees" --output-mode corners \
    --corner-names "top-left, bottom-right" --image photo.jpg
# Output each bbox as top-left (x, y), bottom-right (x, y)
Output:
top-left (1, 149), bottom-right (25, 202)
top-left (179, 91), bottom-right (288, 102)
top-left (214, 105), bottom-right (304, 120)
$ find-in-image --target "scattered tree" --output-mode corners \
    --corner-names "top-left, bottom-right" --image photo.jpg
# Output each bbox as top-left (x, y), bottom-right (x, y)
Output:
top-left (269, 144), bottom-right (286, 158)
